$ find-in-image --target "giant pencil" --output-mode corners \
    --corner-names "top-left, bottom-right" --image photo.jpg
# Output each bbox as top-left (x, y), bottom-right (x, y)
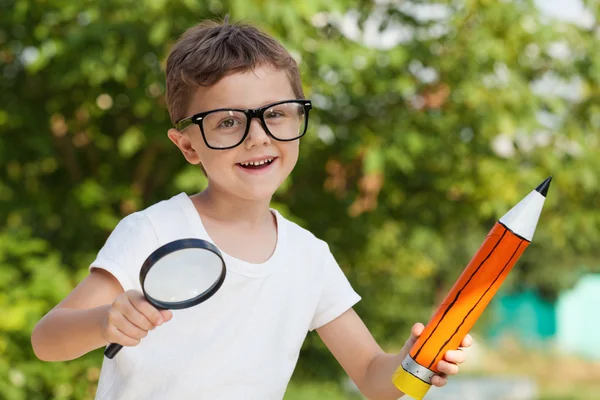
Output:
top-left (392, 177), bottom-right (552, 399)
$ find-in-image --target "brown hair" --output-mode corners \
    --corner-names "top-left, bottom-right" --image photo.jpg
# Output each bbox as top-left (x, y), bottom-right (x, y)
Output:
top-left (165, 17), bottom-right (304, 125)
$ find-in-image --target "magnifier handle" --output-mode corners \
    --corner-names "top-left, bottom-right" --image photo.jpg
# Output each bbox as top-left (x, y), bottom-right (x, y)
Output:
top-left (104, 343), bottom-right (123, 359)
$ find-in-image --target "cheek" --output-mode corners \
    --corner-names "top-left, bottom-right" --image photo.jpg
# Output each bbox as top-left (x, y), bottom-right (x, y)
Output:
top-left (196, 144), bottom-right (234, 172)
top-left (281, 142), bottom-right (299, 165)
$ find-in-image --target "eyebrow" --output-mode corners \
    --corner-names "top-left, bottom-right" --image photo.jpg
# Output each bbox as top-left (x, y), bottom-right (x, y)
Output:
top-left (202, 99), bottom-right (297, 111)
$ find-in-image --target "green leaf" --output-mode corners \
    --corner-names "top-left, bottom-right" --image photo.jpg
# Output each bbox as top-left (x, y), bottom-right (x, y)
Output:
top-left (117, 126), bottom-right (145, 158)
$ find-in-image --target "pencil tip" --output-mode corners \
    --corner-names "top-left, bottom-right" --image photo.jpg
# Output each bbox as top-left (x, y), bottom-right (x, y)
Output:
top-left (535, 176), bottom-right (552, 197)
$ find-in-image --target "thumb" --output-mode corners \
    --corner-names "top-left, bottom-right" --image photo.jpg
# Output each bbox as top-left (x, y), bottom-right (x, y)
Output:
top-left (404, 322), bottom-right (425, 349)
top-left (159, 309), bottom-right (173, 322)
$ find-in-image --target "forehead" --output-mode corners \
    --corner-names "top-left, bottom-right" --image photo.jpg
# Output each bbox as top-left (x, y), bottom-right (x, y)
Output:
top-left (187, 65), bottom-right (296, 113)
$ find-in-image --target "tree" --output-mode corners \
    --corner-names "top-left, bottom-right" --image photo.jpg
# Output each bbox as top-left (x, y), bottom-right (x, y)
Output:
top-left (1, 0), bottom-right (598, 397)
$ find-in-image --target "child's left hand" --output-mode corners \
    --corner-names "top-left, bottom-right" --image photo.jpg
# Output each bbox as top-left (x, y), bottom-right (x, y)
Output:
top-left (401, 322), bottom-right (473, 387)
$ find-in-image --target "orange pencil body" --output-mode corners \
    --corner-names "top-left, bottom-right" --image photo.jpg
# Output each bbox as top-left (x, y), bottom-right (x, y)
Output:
top-left (410, 222), bottom-right (528, 371)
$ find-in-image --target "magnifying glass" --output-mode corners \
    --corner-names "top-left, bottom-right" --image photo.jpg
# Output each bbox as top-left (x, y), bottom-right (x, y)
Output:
top-left (104, 238), bottom-right (226, 359)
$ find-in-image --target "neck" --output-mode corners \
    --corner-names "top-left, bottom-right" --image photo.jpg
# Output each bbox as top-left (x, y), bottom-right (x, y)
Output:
top-left (192, 183), bottom-right (273, 226)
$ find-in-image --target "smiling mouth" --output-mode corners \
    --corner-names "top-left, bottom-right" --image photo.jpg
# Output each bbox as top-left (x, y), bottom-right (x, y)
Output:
top-left (237, 157), bottom-right (276, 170)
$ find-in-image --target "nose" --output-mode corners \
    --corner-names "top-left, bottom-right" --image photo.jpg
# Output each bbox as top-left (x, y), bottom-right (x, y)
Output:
top-left (244, 118), bottom-right (271, 149)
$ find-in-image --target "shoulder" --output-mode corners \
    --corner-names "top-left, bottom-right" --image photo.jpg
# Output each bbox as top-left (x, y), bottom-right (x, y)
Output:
top-left (110, 193), bottom-right (189, 241)
top-left (139, 192), bottom-right (188, 224)
top-left (274, 210), bottom-right (330, 256)
top-left (94, 194), bottom-right (190, 263)
top-left (110, 211), bottom-right (154, 239)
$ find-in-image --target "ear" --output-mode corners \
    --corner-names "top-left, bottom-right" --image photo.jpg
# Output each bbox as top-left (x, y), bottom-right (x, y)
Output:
top-left (167, 128), bottom-right (201, 165)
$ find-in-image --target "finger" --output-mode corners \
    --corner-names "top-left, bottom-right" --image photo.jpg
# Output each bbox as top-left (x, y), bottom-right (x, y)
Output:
top-left (160, 309), bottom-right (173, 322)
top-left (437, 360), bottom-right (459, 376)
top-left (411, 322), bottom-right (425, 338)
top-left (117, 297), bottom-right (157, 331)
top-left (402, 322), bottom-right (425, 350)
top-left (108, 309), bottom-right (149, 340)
top-left (444, 349), bottom-right (466, 364)
top-left (431, 374), bottom-right (448, 388)
top-left (460, 334), bottom-right (473, 348)
top-left (128, 295), bottom-right (164, 327)
top-left (105, 322), bottom-right (142, 347)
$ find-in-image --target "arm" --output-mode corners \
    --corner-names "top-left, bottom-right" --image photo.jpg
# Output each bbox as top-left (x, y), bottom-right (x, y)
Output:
top-left (31, 269), bottom-right (122, 361)
top-left (31, 269), bottom-right (170, 362)
top-left (317, 309), bottom-right (470, 400)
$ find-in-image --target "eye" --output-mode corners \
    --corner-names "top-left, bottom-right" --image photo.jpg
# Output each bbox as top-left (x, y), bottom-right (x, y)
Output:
top-left (217, 118), bottom-right (241, 128)
top-left (265, 110), bottom-right (285, 119)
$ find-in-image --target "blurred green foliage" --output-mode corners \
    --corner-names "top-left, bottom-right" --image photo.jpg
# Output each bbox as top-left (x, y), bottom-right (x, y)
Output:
top-left (1, 0), bottom-right (599, 398)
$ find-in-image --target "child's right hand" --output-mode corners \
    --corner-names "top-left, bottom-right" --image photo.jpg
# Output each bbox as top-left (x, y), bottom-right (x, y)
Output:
top-left (101, 290), bottom-right (173, 347)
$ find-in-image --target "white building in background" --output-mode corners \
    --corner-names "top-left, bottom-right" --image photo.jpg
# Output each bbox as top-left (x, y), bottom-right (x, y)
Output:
top-left (556, 274), bottom-right (600, 360)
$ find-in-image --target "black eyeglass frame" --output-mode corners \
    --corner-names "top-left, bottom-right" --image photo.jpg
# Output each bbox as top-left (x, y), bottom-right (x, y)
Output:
top-left (175, 99), bottom-right (313, 150)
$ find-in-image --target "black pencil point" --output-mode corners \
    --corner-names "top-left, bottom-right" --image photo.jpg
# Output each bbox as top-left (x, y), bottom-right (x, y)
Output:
top-left (535, 176), bottom-right (552, 197)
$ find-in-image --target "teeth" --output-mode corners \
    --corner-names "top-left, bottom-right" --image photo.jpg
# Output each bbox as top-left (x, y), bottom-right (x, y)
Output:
top-left (240, 158), bottom-right (274, 167)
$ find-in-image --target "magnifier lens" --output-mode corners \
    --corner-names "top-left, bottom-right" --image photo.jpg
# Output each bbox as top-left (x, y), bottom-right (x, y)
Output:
top-left (144, 248), bottom-right (224, 304)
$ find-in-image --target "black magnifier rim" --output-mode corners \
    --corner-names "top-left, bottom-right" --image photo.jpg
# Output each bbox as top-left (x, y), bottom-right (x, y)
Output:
top-left (139, 238), bottom-right (226, 310)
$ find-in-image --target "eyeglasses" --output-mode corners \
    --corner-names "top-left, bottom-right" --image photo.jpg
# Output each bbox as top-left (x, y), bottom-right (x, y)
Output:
top-left (175, 99), bottom-right (312, 150)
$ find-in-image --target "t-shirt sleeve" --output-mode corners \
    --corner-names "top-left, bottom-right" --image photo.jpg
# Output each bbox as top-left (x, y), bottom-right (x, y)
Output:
top-left (89, 212), bottom-right (158, 293)
top-left (309, 243), bottom-right (361, 331)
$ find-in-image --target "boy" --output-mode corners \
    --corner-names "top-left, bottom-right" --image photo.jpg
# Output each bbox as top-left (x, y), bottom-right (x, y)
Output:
top-left (31, 18), bottom-right (471, 399)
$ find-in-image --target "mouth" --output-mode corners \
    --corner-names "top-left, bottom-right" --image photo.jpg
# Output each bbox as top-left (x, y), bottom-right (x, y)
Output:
top-left (237, 157), bottom-right (277, 171)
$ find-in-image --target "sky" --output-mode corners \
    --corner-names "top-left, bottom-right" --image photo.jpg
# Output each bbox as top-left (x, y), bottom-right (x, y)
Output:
top-left (534, 0), bottom-right (595, 28)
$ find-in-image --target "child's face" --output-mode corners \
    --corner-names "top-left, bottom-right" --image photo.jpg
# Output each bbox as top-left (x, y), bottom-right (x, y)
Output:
top-left (168, 65), bottom-right (301, 202)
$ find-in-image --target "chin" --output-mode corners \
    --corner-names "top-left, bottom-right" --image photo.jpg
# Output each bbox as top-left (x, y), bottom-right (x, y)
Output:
top-left (233, 173), bottom-right (290, 202)
top-left (240, 186), bottom-right (279, 202)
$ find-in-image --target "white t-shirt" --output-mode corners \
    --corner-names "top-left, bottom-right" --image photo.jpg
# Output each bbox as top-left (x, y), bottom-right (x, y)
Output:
top-left (90, 193), bottom-right (360, 400)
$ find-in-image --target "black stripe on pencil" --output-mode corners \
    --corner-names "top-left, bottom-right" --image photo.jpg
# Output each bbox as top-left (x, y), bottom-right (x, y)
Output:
top-left (413, 228), bottom-right (507, 360)
top-left (426, 239), bottom-right (525, 369)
